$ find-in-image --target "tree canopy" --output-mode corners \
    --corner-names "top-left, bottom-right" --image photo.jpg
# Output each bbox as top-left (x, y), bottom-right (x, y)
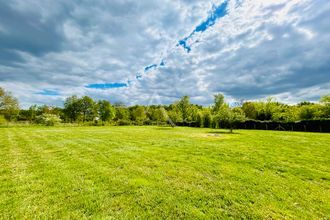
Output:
top-left (0, 87), bottom-right (19, 121)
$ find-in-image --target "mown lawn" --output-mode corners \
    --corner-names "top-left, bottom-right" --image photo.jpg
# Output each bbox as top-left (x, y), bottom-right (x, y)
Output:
top-left (0, 126), bottom-right (329, 219)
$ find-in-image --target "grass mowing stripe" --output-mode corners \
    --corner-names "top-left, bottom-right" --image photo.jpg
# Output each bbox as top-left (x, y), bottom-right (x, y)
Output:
top-left (10, 128), bottom-right (83, 218)
top-left (0, 126), bottom-right (329, 218)
top-left (20, 128), bottom-right (169, 218)
top-left (24, 129), bottom-right (184, 217)
top-left (16, 129), bottom-right (111, 218)
top-left (21, 128), bottom-right (330, 217)
top-left (0, 129), bottom-right (20, 218)
top-left (31, 129), bottom-right (274, 217)
top-left (17, 128), bottom-right (241, 218)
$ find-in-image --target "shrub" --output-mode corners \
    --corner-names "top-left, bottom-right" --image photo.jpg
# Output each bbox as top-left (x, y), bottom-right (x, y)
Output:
top-left (35, 113), bottom-right (62, 126)
top-left (116, 119), bottom-right (132, 126)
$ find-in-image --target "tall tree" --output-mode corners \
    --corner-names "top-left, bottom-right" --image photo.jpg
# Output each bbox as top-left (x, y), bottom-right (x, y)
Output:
top-left (63, 95), bottom-right (81, 122)
top-left (115, 106), bottom-right (130, 121)
top-left (242, 102), bottom-right (257, 119)
top-left (189, 105), bottom-right (201, 122)
top-left (214, 106), bottom-right (245, 133)
top-left (320, 95), bottom-right (330, 118)
top-left (151, 107), bottom-right (167, 124)
top-left (0, 87), bottom-right (19, 121)
top-left (167, 104), bottom-right (183, 124)
top-left (97, 100), bottom-right (115, 123)
top-left (177, 96), bottom-right (191, 122)
top-left (79, 96), bottom-right (96, 122)
top-left (213, 94), bottom-right (225, 113)
top-left (28, 105), bottom-right (38, 122)
top-left (131, 106), bottom-right (146, 125)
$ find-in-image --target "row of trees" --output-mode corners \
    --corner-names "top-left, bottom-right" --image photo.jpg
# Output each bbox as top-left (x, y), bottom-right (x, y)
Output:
top-left (241, 97), bottom-right (330, 122)
top-left (1, 87), bottom-right (330, 130)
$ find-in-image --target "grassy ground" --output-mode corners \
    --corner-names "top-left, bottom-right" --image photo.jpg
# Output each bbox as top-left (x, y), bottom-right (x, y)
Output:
top-left (0, 126), bottom-right (329, 219)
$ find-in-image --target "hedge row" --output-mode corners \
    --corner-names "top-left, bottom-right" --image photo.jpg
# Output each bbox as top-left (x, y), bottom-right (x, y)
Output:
top-left (236, 120), bottom-right (330, 133)
top-left (175, 120), bottom-right (330, 133)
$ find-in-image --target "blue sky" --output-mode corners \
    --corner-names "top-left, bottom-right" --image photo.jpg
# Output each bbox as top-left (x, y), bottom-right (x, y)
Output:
top-left (0, 0), bottom-right (329, 108)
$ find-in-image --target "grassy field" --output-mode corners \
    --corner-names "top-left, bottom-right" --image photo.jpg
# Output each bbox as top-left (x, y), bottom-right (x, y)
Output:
top-left (0, 126), bottom-right (329, 219)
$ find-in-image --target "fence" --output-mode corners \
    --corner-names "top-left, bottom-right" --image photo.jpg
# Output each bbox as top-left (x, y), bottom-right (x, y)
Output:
top-left (235, 120), bottom-right (330, 133)
top-left (175, 120), bottom-right (330, 133)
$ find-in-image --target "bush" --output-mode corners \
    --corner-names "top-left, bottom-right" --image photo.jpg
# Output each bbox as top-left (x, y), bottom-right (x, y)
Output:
top-left (116, 119), bottom-right (132, 126)
top-left (35, 113), bottom-right (62, 126)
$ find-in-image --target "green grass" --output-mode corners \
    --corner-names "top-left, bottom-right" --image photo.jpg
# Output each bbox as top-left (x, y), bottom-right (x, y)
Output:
top-left (0, 126), bottom-right (329, 219)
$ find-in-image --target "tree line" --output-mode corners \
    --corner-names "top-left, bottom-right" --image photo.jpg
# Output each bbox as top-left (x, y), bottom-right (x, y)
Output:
top-left (1, 87), bottom-right (330, 131)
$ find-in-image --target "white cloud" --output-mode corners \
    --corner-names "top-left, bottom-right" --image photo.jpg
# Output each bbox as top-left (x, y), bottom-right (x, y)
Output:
top-left (0, 0), bottom-right (329, 108)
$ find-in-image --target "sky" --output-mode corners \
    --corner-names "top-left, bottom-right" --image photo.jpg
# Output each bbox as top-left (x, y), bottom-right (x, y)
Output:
top-left (0, 0), bottom-right (330, 108)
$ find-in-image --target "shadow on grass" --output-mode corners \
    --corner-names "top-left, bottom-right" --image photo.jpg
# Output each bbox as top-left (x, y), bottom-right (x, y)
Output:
top-left (207, 131), bottom-right (241, 135)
